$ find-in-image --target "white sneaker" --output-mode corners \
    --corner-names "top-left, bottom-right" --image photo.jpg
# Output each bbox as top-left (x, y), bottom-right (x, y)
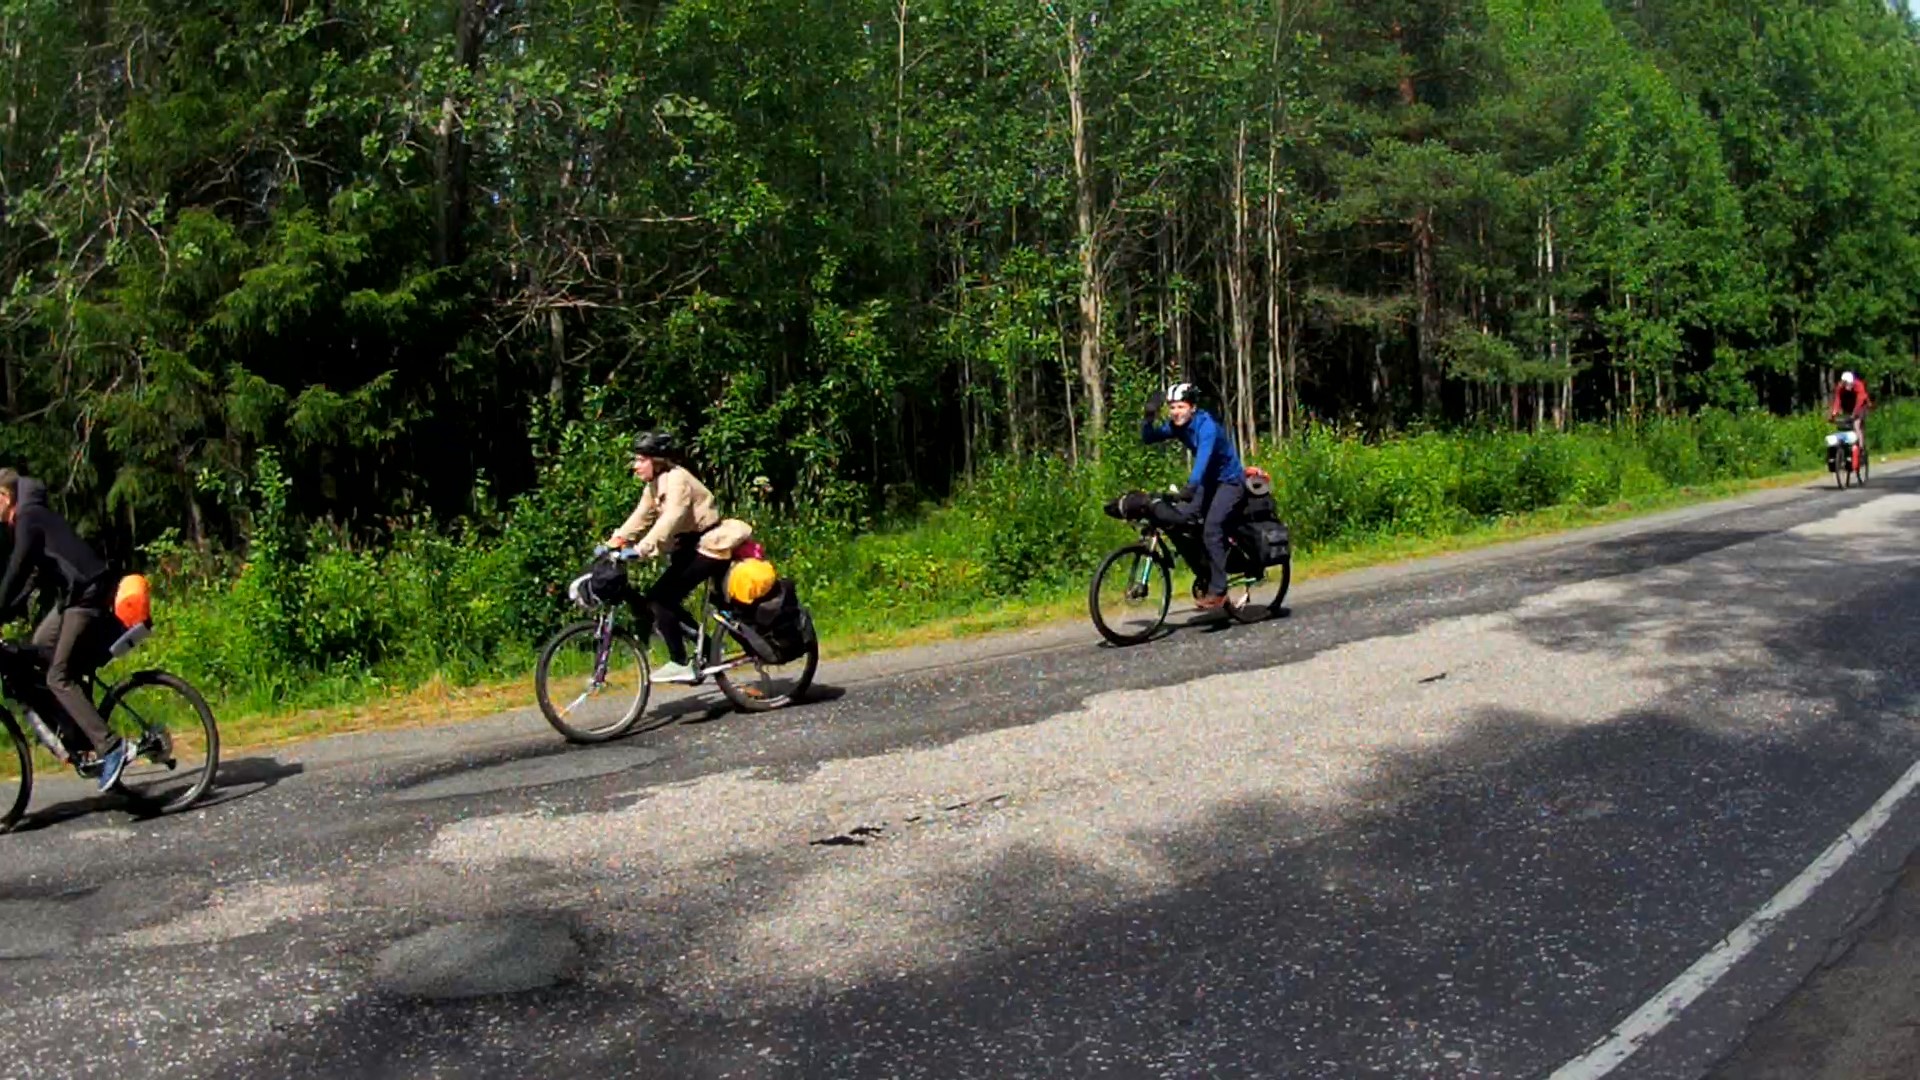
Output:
top-left (652, 661), bottom-right (697, 684)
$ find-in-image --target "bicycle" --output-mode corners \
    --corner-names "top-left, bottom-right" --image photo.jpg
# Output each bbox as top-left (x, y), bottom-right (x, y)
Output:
top-left (534, 548), bottom-right (821, 743)
top-left (1089, 489), bottom-right (1291, 647)
top-left (1826, 419), bottom-right (1868, 489)
top-left (0, 623), bottom-right (221, 832)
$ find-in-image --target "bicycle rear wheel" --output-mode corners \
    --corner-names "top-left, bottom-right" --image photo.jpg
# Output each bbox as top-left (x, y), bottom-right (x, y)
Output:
top-left (102, 670), bottom-right (219, 814)
top-left (536, 620), bottom-right (652, 742)
top-left (1225, 557), bottom-right (1291, 623)
top-left (712, 628), bottom-right (817, 713)
top-left (1090, 544), bottom-right (1172, 646)
top-left (0, 711), bottom-right (31, 832)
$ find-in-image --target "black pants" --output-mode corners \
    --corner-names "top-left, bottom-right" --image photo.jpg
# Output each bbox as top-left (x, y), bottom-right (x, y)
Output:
top-left (31, 604), bottom-right (115, 753)
top-left (1179, 482), bottom-right (1244, 596)
top-left (630, 540), bottom-right (728, 665)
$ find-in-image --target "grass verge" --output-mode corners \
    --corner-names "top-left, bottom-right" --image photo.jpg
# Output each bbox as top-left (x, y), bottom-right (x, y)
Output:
top-left (209, 452), bottom-right (1906, 753)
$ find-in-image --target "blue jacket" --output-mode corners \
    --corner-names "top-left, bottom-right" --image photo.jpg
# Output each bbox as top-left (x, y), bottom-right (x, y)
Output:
top-left (1142, 409), bottom-right (1244, 490)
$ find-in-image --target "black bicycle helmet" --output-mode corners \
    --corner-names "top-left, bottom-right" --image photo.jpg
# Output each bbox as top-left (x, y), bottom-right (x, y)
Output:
top-left (631, 430), bottom-right (680, 459)
top-left (1166, 382), bottom-right (1199, 404)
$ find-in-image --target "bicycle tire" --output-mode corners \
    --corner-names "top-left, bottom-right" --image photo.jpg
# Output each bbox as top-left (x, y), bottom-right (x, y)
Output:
top-left (1226, 557), bottom-right (1292, 623)
top-left (713, 630), bottom-right (818, 713)
top-left (102, 670), bottom-right (220, 814)
top-left (0, 710), bottom-right (31, 833)
top-left (1089, 543), bottom-right (1173, 646)
top-left (536, 621), bottom-right (652, 743)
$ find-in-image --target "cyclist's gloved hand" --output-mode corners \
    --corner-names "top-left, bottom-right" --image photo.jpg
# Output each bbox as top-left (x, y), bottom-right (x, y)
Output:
top-left (592, 544), bottom-right (611, 559)
top-left (1143, 390), bottom-right (1165, 422)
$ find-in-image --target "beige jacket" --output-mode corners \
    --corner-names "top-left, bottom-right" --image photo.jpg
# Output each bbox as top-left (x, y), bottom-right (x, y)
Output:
top-left (613, 467), bottom-right (722, 559)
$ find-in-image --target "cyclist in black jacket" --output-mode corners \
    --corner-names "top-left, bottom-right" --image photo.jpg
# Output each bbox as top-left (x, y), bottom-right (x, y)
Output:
top-left (0, 469), bottom-right (130, 789)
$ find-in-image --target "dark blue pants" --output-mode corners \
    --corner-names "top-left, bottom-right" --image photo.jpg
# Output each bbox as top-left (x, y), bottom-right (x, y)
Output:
top-left (1180, 482), bottom-right (1243, 596)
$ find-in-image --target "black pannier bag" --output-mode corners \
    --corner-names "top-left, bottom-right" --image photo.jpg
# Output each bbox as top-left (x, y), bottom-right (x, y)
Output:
top-left (735, 578), bottom-right (816, 664)
top-left (1238, 519), bottom-right (1290, 567)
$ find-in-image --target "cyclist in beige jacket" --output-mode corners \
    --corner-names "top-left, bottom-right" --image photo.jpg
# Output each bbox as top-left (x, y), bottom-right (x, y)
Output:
top-left (606, 431), bottom-right (727, 683)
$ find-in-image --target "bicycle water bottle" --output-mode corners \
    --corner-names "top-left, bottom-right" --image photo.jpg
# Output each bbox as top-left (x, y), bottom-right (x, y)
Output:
top-left (22, 708), bottom-right (71, 763)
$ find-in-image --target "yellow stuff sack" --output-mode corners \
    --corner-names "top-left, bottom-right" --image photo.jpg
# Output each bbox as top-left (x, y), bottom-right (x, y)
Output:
top-left (727, 558), bottom-right (778, 605)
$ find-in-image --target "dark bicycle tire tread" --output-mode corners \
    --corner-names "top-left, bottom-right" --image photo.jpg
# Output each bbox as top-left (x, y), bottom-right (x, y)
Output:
top-left (1090, 543), bottom-right (1174, 646)
top-left (0, 711), bottom-right (32, 832)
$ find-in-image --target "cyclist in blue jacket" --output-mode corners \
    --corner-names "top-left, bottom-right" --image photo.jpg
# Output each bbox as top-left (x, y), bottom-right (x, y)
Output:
top-left (1141, 382), bottom-right (1244, 609)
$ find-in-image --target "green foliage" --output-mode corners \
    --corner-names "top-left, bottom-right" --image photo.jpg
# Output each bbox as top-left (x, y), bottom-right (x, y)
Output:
top-left (6, 0), bottom-right (1920, 719)
top-left (117, 400), bottom-right (1920, 717)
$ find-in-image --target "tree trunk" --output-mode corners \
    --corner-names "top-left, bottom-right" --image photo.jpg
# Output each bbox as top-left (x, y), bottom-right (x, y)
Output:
top-left (1544, 204), bottom-right (1566, 431)
top-left (893, 0), bottom-right (909, 160)
top-left (434, 0), bottom-right (486, 268)
top-left (1413, 207), bottom-right (1440, 419)
top-left (1390, 18), bottom-right (1440, 421)
top-left (1228, 120), bottom-right (1256, 455)
top-left (1062, 13), bottom-right (1106, 452)
top-left (547, 308), bottom-right (566, 405)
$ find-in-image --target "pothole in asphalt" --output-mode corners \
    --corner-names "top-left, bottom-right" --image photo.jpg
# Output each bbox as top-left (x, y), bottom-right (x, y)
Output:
top-left (372, 918), bottom-right (581, 999)
top-left (392, 745), bottom-right (665, 802)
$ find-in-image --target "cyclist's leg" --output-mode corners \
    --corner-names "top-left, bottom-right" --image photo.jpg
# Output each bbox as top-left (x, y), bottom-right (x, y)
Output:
top-left (644, 545), bottom-right (713, 665)
top-left (29, 606), bottom-right (58, 650)
top-left (44, 606), bottom-right (115, 755)
top-left (1199, 483), bottom-right (1243, 598)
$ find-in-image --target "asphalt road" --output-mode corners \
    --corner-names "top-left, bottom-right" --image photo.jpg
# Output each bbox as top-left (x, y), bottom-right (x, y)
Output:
top-left (4, 467), bottom-right (1920, 1079)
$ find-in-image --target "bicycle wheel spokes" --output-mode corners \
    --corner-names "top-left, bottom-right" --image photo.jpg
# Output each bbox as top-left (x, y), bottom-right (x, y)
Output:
top-left (103, 672), bottom-right (219, 813)
top-left (711, 627), bottom-right (816, 712)
top-left (536, 623), bottom-right (651, 742)
top-left (1090, 544), bottom-right (1172, 646)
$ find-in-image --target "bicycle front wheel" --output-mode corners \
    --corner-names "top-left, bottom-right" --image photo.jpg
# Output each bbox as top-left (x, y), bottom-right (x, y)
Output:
top-left (713, 629), bottom-right (818, 713)
top-left (1090, 543), bottom-right (1172, 646)
top-left (0, 711), bottom-right (32, 832)
top-left (102, 670), bottom-right (219, 814)
top-left (535, 621), bottom-right (652, 743)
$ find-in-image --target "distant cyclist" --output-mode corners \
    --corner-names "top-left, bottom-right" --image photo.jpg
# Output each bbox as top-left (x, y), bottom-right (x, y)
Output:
top-left (1829, 371), bottom-right (1871, 446)
top-left (1141, 383), bottom-right (1244, 610)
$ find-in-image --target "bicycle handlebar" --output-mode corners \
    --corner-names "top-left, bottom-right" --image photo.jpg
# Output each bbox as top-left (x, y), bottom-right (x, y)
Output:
top-left (592, 545), bottom-right (646, 563)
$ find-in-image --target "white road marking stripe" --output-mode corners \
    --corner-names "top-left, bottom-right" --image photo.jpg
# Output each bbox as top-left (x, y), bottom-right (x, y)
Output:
top-left (1551, 755), bottom-right (1920, 1079)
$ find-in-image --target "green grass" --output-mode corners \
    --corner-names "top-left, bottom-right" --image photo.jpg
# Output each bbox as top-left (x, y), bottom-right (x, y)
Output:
top-left (70, 402), bottom-right (1917, 751)
top-left (182, 433), bottom-right (1915, 753)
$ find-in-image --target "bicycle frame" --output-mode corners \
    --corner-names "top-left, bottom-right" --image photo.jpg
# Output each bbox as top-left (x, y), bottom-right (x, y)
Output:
top-left (1127, 521), bottom-right (1264, 595)
top-left (588, 580), bottom-right (772, 687)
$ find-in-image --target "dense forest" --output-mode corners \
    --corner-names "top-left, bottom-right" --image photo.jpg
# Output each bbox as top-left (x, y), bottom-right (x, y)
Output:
top-left (5, 0), bottom-right (1919, 558)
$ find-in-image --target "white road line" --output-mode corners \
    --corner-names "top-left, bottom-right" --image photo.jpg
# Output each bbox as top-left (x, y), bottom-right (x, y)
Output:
top-left (1550, 756), bottom-right (1920, 1079)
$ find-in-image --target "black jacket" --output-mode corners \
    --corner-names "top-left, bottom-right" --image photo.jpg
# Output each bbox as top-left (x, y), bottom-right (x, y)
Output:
top-left (0, 477), bottom-right (114, 617)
